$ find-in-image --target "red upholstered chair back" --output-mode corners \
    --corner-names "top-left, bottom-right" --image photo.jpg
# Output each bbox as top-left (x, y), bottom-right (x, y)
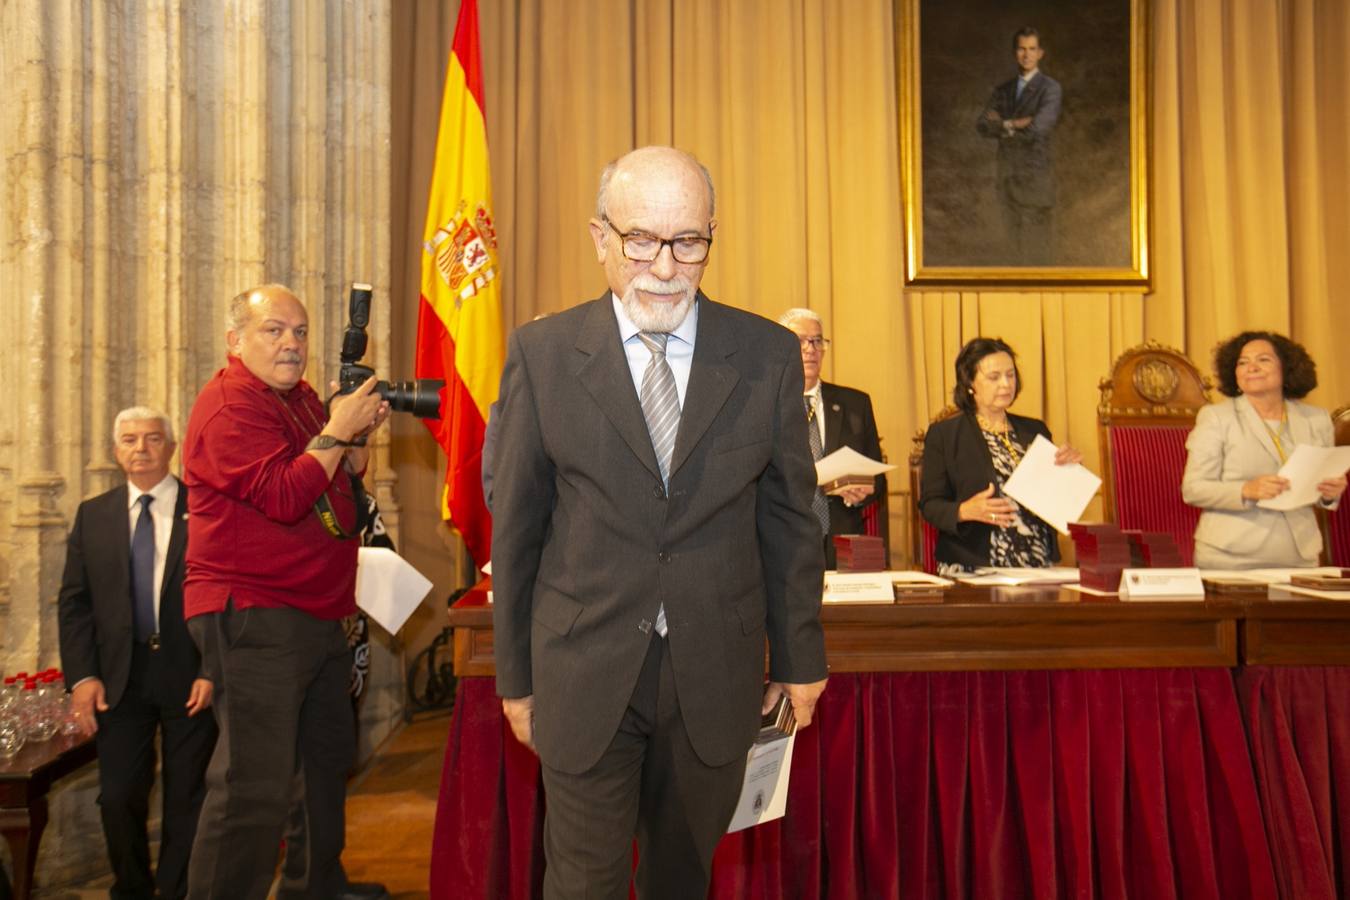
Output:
top-left (1098, 342), bottom-right (1212, 567)
top-left (910, 405), bottom-right (960, 574)
top-left (1325, 405), bottom-right (1350, 566)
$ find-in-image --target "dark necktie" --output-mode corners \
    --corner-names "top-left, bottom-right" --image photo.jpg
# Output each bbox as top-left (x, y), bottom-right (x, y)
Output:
top-left (638, 332), bottom-right (679, 636)
top-left (805, 396), bottom-right (830, 535)
top-left (131, 494), bottom-right (157, 641)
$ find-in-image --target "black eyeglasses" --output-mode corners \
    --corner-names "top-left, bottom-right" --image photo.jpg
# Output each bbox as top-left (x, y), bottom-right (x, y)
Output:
top-left (798, 337), bottom-right (830, 350)
top-left (603, 219), bottom-right (713, 264)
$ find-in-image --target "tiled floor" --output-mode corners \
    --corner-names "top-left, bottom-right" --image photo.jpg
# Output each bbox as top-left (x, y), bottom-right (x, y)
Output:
top-left (33, 712), bottom-right (451, 899)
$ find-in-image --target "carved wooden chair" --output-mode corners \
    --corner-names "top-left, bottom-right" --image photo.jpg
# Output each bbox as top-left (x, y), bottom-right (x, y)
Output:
top-left (1323, 404), bottom-right (1350, 567)
top-left (909, 405), bottom-right (961, 574)
top-left (1097, 342), bottom-right (1213, 566)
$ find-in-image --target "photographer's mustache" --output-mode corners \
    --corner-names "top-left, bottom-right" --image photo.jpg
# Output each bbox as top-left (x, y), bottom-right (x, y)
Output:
top-left (277, 352), bottom-right (303, 364)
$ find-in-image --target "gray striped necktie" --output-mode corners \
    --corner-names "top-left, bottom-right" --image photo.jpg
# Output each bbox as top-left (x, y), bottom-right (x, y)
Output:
top-left (805, 395), bottom-right (830, 535)
top-left (638, 331), bottom-right (679, 637)
top-left (638, 332), bottom-right (680, 485)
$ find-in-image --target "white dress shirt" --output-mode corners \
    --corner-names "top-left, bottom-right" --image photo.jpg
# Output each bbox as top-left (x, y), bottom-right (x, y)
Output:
top-left (127, 474), bottom-right (178, 627)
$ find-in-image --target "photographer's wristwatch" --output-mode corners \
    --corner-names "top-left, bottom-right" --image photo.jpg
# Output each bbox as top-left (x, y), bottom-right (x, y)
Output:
top-left (307, 434), bottom-right (363, 451)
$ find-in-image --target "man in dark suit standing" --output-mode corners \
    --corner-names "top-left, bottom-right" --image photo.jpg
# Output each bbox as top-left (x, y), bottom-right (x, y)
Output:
top-left (58, 407), bottom-right (217, 900)
top-left (491, 146), bottom-right (829, 899)
top-left (778, 308), bottom-right (887, 568)
top-left (976, 26), bottom-right (1063, 265)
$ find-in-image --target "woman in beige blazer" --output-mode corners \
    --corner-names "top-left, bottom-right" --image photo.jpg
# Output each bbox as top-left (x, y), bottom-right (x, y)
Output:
top-left (1183, 331), bottom-right (1347, 568)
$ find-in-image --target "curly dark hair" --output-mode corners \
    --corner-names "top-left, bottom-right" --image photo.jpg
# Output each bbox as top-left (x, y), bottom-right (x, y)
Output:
top-left (1212, 330), bottom-right (1318, 399)
top-left (953, 337), bottom-right (1022, 414)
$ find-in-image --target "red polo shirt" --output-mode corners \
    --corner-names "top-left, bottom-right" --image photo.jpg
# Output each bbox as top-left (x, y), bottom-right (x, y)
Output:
top-left (183, 356), bottom-right (359, 621)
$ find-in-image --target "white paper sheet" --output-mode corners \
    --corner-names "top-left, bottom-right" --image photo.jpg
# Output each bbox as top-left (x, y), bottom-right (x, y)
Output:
top-left (355, 547), bottom-right (434, 635)
top-left (955, 566), bottom-right (1081, 586)
top-left (814, 445), bottom-right (897, 486)
top-left (1256, 444), bottom-right (1350, 511)
top-left (1000, 435), bottom-right (1102, 535)
top-left (726, 733), bottom-right (796, 833)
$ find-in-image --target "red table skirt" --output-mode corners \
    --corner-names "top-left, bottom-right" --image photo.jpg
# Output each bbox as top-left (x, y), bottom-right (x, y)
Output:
top-left (430, 670), bottom-right (1280, 900)
top-left (1237, 666), bottom-right (1350, 900)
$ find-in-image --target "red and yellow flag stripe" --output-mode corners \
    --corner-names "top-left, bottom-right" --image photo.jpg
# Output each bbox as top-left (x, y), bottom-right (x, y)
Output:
top-left (414, 0), bottom-right (502, 569)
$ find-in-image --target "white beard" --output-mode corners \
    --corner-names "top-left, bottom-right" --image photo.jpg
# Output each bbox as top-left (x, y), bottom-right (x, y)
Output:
top-left (621, 274), bottom-right (695, 333)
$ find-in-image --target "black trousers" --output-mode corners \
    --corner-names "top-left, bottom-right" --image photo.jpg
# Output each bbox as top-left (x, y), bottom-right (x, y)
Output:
top-left (96, 643), bottom-right (217, 900)
top-left (539, 634), bottom-right (747, 900)
top-left (186, 604), bottom-right (354, 900)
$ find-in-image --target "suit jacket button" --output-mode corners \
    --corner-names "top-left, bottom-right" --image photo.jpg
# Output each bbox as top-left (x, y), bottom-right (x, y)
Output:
top-left (658, 551), bottom-right (671, 564)
top-left (652, 484), bottom-right (666, 500)
top-left (638, 619), bottom-right (652, 634)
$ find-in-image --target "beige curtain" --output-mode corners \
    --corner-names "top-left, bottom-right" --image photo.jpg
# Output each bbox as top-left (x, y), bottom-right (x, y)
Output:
top-left (391, 0), bottom-right (1350, 565)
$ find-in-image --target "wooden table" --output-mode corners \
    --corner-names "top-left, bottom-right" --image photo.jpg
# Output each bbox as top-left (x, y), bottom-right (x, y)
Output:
top-left (451, 579), bottom-right (1350, 675)
top-left (448, 579), bottom-right (1246, 675)
top-left (0, 733), bottom-right (96, 900)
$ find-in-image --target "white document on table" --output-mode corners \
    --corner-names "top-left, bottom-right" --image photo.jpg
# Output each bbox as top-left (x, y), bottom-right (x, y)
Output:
top-left (726, 733), bottom-right (796, 833)
top-left (1000, 435), bottom-right (1102, 535)
top-left (355, 547), bottom-right (434, 635)
top-left (814, 446), bottom-right (897, 486)
top-left (956, 566), bottom-right (1081, 586)
top-left (1256, 444), bottom-right (1350, 511)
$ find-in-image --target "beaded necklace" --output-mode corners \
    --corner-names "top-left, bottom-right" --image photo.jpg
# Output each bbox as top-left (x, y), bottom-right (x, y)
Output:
top-left (976, 412), bottom-right (1021, 464)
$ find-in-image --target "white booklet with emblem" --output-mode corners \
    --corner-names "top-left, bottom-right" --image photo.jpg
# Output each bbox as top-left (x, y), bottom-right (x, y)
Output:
top-left (726, 733), bottom-right (796, 832)
top-left (727, 696), bottom-right (797, 832)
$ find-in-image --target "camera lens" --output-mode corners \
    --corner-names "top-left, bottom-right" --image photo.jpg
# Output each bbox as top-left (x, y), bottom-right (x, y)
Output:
top-left (382, 380), bottom-right (445, 419)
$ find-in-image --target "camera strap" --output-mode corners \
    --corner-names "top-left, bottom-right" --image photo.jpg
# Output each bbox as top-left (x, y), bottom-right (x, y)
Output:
top-left (315, 472), bottom-right (370, 541)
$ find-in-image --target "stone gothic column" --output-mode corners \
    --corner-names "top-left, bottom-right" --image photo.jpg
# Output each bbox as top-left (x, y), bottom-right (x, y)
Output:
top-left (0, 0), bottom-right (394, 687)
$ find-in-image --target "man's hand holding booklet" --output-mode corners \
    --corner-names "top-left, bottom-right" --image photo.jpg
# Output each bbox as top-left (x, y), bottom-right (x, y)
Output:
top-left (727, 695), bottom-right (798, 832)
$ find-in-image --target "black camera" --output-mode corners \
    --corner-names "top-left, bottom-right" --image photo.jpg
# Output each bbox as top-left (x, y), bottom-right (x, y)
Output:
top-left (338, 283), bottom-right (444, 419)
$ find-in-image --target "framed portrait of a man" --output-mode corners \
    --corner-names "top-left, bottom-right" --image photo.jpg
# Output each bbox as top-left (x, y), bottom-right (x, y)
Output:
top-left (898, 0), bottom-right (1149, 288)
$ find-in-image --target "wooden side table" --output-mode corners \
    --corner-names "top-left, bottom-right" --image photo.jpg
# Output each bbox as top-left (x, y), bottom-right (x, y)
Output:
top-left (0, 733), bottom-right (97, 900)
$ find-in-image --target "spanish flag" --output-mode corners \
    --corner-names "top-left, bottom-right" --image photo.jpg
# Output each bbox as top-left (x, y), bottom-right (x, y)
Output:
top-left (415, 0), bottom-right (502, 569)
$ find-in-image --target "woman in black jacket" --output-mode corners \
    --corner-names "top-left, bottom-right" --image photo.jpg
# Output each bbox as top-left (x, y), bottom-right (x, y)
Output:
top-left (919, 337), bottom-right (1082, 573)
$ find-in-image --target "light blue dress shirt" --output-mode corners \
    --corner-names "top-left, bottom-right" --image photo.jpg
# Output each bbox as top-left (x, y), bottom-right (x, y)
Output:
top-left (611, 292), bottom-right (698, 407)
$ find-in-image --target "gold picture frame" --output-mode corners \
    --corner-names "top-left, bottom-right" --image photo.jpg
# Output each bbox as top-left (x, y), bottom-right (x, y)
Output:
top-left (898, 0), bottom-right (1150, 289)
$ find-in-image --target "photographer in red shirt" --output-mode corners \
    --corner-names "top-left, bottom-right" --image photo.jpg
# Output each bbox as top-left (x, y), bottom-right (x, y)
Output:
top-left (182, 284), bottom-right (389, 900)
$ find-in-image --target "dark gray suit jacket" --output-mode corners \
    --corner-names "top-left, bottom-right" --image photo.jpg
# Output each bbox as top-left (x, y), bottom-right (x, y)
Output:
top-left (976, 71), bottom-right (1062, 208)
top-left (491, 293), bottom-right (828, 774)
top-left (57, 479), bottom-right (200, 709)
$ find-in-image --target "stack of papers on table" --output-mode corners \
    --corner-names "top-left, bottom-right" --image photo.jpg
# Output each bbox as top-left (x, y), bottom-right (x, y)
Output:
top-left (1199, 567), bottom-right (1342, 585)
top-left (823, 570), bottom-right (953, 603)
top-left (956, 567), bottom-right (1081, 586)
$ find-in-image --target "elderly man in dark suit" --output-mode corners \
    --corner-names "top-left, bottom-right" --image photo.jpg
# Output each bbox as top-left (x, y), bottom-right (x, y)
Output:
top-left (977, 26), bottom-right (1063, 265)
top-left (778, 308), bottom-right (888, 568)
top-left (491, 146), bottom-right (829, 899)
top-left (58, 406), bottom-right (217, 900)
